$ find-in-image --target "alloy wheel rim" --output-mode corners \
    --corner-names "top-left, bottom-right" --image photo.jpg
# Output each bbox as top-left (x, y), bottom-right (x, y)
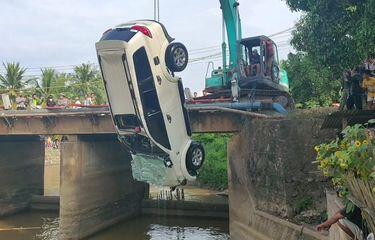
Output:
top-left (191, 148), bottom-right (203, 167)
top-left (173, 48), bottom-right (186, 67)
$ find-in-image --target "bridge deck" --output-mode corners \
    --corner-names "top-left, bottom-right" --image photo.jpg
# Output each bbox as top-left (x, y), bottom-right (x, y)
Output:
top-left (0, 108), bottom-right (245, 135)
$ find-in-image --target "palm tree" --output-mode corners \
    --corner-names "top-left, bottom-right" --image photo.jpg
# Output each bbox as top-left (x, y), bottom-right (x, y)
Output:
top-left (0, 62), bottom-right (27, 97)
top-left (31, 69), bottom-right (73, 105)
top-left (32, 68), bottom-right (57, 103)
top-left (53, 72), bottom-right (72, 96)
top-left (72, 63), bottom-right (106, 104)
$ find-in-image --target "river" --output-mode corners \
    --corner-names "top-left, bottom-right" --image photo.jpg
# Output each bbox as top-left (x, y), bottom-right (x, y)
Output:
top-left (0, 211), bottom-right (229, 240)
top-left (0, 148), bottom-right (229, 239)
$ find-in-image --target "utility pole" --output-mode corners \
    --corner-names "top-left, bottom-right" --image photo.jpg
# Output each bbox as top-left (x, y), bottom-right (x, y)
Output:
top-left (154, 0), bottom-right (160, 21)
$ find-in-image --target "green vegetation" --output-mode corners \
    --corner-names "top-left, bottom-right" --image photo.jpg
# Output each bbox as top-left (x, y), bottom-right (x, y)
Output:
top-left (193, 134), bottom-right (231, 190)
top-left (0, 62), bottom-right (27, 100)
top-left (295, 196), bottom-right (313, 214)
top-left (283, 0), bottom-right (375, 108)
top-left (282, 53), bottom-right (341, 108)
top-left (286, 0), bottom-right (375, 74)
top-left (70, 63), bottom-right (106, 104)
top-left (0, 62), bottom-right (106, 105)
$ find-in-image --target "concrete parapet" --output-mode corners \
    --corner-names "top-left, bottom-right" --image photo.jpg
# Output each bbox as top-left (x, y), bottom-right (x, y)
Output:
top-left (0, 136), bottom-right (44, 217)
top-left (228, 113), bottom-right (335, 240)
top-left (142, 199), bottom-right (229, 219)
top-left (59, 134), bottom-right (148, 240)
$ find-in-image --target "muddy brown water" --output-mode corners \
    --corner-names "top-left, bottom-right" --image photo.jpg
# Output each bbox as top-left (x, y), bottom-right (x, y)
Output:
top-left (0, 212), bottom-right (229, 240)
top-left (0, 151), bottom-right (229, 239)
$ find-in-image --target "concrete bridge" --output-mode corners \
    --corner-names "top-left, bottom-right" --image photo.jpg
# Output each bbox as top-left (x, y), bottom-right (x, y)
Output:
top-left (0, 108), bottom-right (339, 240)
top-left (0, 108), bottom-right (244, 135)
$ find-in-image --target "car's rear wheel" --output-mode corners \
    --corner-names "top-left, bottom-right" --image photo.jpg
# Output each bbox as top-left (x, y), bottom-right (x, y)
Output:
top-left (186, 142), bottom-right (205, 172)
top-left (166, 42), bottom-right (188, 72)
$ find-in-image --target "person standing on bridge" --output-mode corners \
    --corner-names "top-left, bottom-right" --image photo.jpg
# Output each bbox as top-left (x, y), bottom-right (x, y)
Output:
top-left (30, 94), bottom-right (40, 110)
top-left (46, 95), bottom-right (56, 108)
top-left (347, 68), bottom-right (363, 110)
top-left (57, 94), bottom-right (70, 108)
top-left (90, 93), bottom-right (97, 105)
top-left (16, 93), bottom-right (26, 110)
top-left (84, 94), bottom-right (93, 106)
top-left (362, 71), bottom-right (375, 110)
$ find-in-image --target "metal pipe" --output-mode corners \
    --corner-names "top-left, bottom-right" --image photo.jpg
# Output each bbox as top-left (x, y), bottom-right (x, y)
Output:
top-left (187, 101), bottom-right (287, 115)
top-left (188, 106), bottom-right (270, 118)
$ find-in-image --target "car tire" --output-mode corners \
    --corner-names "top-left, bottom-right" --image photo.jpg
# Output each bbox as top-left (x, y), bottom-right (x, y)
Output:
top-left (166, 42), bottom-right (189, 72)
top-left (186, 142), bottom-right (205, 171)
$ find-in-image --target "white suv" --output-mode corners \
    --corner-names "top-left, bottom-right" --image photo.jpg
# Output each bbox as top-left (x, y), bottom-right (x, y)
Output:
top-left (95, 20), bottom-right (205, 187)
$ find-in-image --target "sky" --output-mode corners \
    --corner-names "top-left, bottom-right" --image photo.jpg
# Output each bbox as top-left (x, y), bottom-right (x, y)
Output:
top-left (0, 0), bottom-right (301, 92)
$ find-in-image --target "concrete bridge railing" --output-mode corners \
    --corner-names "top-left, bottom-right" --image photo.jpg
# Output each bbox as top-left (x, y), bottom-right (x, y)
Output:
top-left (0, 108), bottom-right (243, 135)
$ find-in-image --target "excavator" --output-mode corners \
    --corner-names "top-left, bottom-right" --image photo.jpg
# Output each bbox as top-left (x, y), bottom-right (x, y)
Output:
top-left (187, 0), bottom-right (294, 113)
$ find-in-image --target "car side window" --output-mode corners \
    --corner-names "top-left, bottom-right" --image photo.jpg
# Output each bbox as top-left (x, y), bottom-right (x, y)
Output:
top-left (133, 47), bottom-right (171, 150)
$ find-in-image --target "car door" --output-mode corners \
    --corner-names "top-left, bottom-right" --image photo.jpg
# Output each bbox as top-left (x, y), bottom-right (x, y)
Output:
top-left (133, 47), bottom-right (171, 150)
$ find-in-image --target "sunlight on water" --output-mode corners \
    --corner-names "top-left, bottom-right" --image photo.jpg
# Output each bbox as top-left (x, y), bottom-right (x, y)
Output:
top-left (33, 218), bottom-right (59, 240)
top-left (131, 154), bottom-right (167, 186)
top-left (147, 225), bottom-right (230, 240)
top-left (0, 213), bottom-right (229, 240)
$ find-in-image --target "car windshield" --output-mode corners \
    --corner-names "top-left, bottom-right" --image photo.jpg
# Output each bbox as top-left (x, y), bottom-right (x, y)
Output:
top-left (100, 28), bottom-right (136, 42)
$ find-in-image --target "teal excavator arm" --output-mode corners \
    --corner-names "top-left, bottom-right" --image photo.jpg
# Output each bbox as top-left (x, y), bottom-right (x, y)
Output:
top-left (219, 0), bottom-right (242, 70)
top-left (204, 0), bottom-right (242, 95)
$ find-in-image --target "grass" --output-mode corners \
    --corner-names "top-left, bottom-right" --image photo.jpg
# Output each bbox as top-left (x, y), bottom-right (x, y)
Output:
top-left (193, 134), bottom-right (231, 190)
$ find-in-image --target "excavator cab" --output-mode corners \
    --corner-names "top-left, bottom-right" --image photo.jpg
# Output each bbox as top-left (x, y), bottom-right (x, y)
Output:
top-left (236, 36), bottom-right (292, 107)
top-left (239, 36), bottom-right (280, 82)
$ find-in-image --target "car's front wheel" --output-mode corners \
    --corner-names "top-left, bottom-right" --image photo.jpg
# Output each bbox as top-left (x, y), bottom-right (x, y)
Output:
top-left (166, 42), bottom-right (189, 72)
top-left (186, 142), bottom-right (205, 172)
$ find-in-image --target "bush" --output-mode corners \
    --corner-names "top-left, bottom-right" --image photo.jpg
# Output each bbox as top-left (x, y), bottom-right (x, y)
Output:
top-left (315, 121), bottom-right (375, 195)
top-left (193, 134), bottom-right (231, 190)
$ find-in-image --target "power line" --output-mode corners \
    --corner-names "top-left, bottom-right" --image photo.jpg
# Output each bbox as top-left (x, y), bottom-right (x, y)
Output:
top-left (268, 27), bottom-right (295, 38)
top-left (0, 27), bottom-right (296, 72)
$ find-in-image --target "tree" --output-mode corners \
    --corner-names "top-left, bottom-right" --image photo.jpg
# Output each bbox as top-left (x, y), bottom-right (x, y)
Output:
top-left (282, 53), bottom-right (341, 108)
top-left (72, 63), bottom-right (106, 104)
top-left (32, 68), bottom-right (57, 103)
top-left (285, 0), bottom-right (375, 74)
top-left (0, 62), bottom-right (27, 95)
top-left (30, 68), bottom-right (72, 104)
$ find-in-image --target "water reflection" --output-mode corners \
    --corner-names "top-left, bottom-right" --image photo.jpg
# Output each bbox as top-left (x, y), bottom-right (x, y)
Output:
top-left (0, 212), bottom-right (229, 240)
top-left (147, 225), bottom-right (229, 240)
top-left (34, 217), bottom-right (59, 240)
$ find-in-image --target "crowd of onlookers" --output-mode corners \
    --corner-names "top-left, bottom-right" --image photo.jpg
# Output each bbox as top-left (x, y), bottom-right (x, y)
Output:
top-left (341, 59), bottom-right (375, 110)
top-left (1, 92), bottom-right (103, 110)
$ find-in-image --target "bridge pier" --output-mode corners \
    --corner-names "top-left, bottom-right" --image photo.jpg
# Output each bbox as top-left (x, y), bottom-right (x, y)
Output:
top-left (59, 134), bottom-right (148, 240)
top-left (0, 136), bottom-right (44, 217)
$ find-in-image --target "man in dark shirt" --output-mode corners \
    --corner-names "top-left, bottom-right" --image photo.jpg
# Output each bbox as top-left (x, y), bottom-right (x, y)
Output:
top-left (46, 95), bottom-right (56, 108)
top-left (249, 49), bottom-right (260, 76)
top-left (347, 68), bottom-right (364, 110)
top-left (317, 205), bottom-right (370, 239)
